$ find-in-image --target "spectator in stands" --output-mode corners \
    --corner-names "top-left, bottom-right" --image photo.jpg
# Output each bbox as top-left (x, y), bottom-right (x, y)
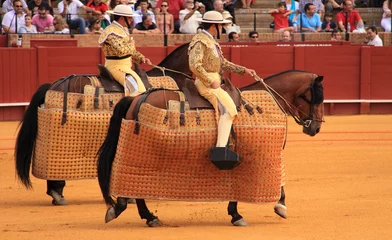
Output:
top-left (366, 26), bottom-right (383, 46)
top-left (32, 5), bottom-right (54, 32)
top-left (109, 0), bottom-right (121, 10)
top-left (1, 0), bottom-right (30, 15)
top-left (331, 28), bottom-right (342, 40)
top-left (269, 2), bottom-right (294, 33)
top-left (53, 15), bottom-right (70, 33)
top-left (156, 0), bottom-right (174, 34)
top-left (133, 0), bottom-right (156, 26)
top-left (297, 3), bottom-right (321, 32)
top-left (228, 31), bottom-right (239, 42)
top-left (2, 0), bottom-right (26, 33)
top-left (134, 0), bottom-right (153, 11)
top-left (381, 0), bottom-right (391, 32)
top-left (155, 0), bottom-right (185, 33)
top-left (179, 0), bottom-right (202, 34)
top-left (87, 0), bottom-right (110, 27)
top-left (58, 0), bottom-right (99, 34)
top-left (324, 0), bottom-right (342, 16)
top-left (198, 0), bottom-right (213, 11)
top-left (99, 4), bottom-right (151, 96)
top-left (85, 16), bottom-right (103, 33)
top-left (248, 30), bottom-right (259, 42)
top-left (134, 13), bottom-right (161, 33)
top-left (28, 0), bottom-right (53, 17)
top-left (298, 0), bottom-right (324, 19)
top-left (279, 30), bottom-right (292, 41)
top-left (336, 0), bottom-right (363, 32)
top-left (284, 0), bottom-right (299, 30)
top-left (222, 0), bottom-right (236, 23)
top-left (213, 0), bottom-right (232, 22)
top-left (222, 11), bottom-right (240, 33)
top-left (19, 14), bottom-right (38, 33)
top-left (241, 0), bottom-right (252, 8)
top-left (321, 12), bottom-right (336, 32)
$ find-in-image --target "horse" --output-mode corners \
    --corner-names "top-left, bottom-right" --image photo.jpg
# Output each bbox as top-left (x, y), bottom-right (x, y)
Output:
top-left (14, 43), bottom-right (191, 206)
top-left (97, 70), bottom-right (325, 227)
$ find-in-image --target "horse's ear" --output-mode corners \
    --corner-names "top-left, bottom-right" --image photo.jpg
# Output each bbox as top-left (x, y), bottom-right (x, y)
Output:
top-left (314, 76), bottom-right (324, 83)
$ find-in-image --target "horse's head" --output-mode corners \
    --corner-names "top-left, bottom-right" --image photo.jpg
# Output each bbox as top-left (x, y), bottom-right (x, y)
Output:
top-left (293, 75), bottom-right (324, 136)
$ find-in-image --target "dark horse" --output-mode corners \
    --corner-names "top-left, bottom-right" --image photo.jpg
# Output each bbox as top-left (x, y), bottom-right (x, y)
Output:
top-left (98, 70), bottom-right (325, 226)
top-left (14, 43), bottom-right (192, 205)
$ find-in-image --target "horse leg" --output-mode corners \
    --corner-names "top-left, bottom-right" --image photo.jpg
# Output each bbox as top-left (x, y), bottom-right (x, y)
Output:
top-left (136, 199), bottom-right (161, 227)
top-left (228, 201), bottom-right (248, 226)
top-left (105, 197), bottom-right (129, 223)
top-left (46, 180), bottom-right (68, 205)
top-left (274, 186), bottom-right (287, 218)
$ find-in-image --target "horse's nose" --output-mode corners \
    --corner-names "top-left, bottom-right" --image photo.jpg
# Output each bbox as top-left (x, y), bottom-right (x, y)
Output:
top-left (315, 127), bottom-right (320, 134)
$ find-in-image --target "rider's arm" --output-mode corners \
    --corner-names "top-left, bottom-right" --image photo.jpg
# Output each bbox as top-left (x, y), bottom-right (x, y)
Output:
top-left (221, 57), bottom-right (246, 75)
top-left (189, 41), bottom-right (215, 86)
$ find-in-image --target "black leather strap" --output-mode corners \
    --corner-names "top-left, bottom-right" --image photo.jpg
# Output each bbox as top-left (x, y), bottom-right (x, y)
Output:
top-left (61, 76), bottom-right (72, 125)
top-left (94, 86), bottom-right (100, 109)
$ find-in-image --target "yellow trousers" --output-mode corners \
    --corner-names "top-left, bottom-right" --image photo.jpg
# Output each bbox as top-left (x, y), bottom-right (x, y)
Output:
top-left (105, 57), bottom-right (146, 96)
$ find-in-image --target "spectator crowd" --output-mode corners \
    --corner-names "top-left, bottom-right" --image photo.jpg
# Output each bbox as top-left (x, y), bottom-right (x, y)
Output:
top-left (0, 0), bottom-right (390, 46)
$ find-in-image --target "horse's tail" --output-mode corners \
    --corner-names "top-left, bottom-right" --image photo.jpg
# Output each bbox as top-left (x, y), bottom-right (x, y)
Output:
top-left (97, 96), bottom-right (133, 206)
top-left (15, 83), bottom-right (51, 189)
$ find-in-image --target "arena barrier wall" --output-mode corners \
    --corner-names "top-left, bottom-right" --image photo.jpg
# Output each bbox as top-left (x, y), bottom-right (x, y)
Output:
top-left (1, 44), bottom-right (391, 120)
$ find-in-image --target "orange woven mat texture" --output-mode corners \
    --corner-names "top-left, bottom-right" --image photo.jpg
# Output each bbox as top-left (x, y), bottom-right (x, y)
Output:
top-left (110, 90), bottom-right (287, 203)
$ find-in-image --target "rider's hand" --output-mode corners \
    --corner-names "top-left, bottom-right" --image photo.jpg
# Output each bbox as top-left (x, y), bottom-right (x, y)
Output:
top-left (211, 80), bottom-right (220, 89)
top-left (142, 57), bottom-right (152, 65)
top-left (244, 68), bottom-right (256, 77)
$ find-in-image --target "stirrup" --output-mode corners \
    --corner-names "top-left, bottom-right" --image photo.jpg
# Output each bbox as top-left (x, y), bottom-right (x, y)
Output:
top-left (210, 147), bottom-right (241, 170)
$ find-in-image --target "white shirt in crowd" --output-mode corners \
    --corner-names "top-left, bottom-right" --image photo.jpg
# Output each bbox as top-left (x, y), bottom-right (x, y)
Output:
top-left (58, 0), bottom-right (84, 20)
top-left (1, 10), bottom-right (26, 33)
top-left (1, 0), bottom-right (28, 13)
top-left (179, 9), bottom-right (202, 34)
top-left (367, 35), bottom-right (383, 47)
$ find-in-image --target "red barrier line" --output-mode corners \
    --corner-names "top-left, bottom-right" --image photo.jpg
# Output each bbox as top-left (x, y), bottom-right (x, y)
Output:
top-left (288, 131), bottom-right (392, 134)
top-left (287, 139), bottom-right (392, 142)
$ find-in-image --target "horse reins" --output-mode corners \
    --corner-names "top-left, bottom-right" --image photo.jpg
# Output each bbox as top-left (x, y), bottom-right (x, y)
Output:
top-left (148, 63), bottom-right (194, 80)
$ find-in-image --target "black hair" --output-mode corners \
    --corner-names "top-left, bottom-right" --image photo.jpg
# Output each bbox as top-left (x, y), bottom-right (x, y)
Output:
top-left (366, 26), bottom-right (378, 34)
top-left (38, 4), bottom-right (48, 11)
top-left (331, 28), bottom-right (341, 36)
top-left (228, 31), bottom-right (237, 39)
top-left (304, 3), bottom-right (314, 12)
top-left (201, 22), bottom-right (214, 30)
top-left (248, 31), bottom-right (258, 38)
top-left (142, 13), bottom-right (151, 22)
top-left (277, 2), bottom-right (286, 8)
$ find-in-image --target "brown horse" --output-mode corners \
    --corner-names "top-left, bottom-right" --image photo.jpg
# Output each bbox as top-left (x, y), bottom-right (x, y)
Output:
top-left (97, 70), bottom-right (325, 227)
top-left (14, 43), bottom-right (192, 205)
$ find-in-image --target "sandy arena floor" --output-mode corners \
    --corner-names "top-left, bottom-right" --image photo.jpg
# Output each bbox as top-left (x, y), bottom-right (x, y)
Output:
top-left (1, 115), bottom-right (392, 240)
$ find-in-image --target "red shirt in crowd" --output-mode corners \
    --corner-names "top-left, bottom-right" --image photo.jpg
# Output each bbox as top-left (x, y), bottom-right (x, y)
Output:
top-left (156, 0), bottom-right (185, 21)
top-left (336, 10), bottom-right (361, 32)
top-left (87, 0), bottom-right (108, 14)
top-left (271, 10), bottom-right (290, 30)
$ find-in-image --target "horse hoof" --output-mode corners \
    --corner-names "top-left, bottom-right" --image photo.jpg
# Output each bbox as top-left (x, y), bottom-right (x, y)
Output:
top-left (274, 203), bottom-right (287, 219)
top-left (49, 191), bottom-right (68, 206)
top-left (105, 207), bottom-right (116, 223)
top-left (232, 218), bottom-right (248, 226)
top-left (147, 218), bottom-right (162, 227)
top-left (127, 198), bottom-right (136, 204)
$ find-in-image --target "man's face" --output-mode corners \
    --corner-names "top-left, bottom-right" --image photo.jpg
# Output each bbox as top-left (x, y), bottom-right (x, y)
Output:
top-left (185, 0), bottom-right (194, 9)
top-left (282, 31), bottom-right (291, 41)
top-left (344, 0), bottom-right (353, 11)
top-left (333, 31), bottom-right (341, 40)
top-left (13, 2), bottom-right (23, 13)
top-left (250, 33), bottom-right (258, 42)
top-left (306, 5), bottom-right (316, 15)
top-left (144, 16), bottom-right (152, 26)
top-left (38, 9), bottom-right (47, 19)
top-left (34, 0), bottom-right (42, 5)
top-left (232, 33), bottom-right (239, 42)
top-left (366, 29), bottom-right (376, 40)
top-left (278, 6), bottom-right (285, 13)
top-left (214, 0), bottom-right (224, 12)
top-left (140, 2), bottom-right (148, 10)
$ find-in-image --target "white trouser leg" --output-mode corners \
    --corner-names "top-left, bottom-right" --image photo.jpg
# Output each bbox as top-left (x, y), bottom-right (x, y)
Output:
top-left (216, 113), bottom-right (234, 147)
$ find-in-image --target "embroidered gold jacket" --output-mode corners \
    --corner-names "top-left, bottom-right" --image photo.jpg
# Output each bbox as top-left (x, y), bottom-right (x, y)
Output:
top-left (98, 21), bottom-right (145, 62)
top-left (188, 32), bottom-right (245, 87)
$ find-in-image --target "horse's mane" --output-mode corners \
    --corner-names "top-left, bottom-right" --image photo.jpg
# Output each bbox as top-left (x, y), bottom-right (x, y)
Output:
top-left (157, 42), bottom-right (190, 67)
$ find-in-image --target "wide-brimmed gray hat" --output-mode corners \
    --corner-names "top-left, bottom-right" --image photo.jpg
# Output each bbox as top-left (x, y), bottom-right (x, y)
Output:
top-left (106, 4), bottom-right (135, 17)
top-left (196, 11), bottom-right (231, 24)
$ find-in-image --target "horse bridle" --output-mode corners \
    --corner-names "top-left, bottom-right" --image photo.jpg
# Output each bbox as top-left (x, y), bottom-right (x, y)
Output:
top-left (288, 79), bottom-right (325, 128)
top-left (254, 75), bottom-right (324, 128)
